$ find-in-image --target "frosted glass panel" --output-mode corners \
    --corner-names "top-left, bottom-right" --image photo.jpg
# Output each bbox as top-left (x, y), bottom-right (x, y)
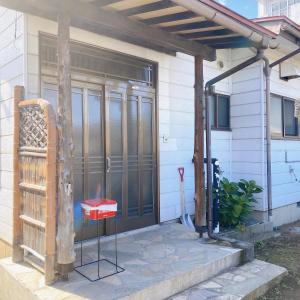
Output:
top-left (218, 95), bottom-right (230, 128)
top-left (109, 93), bottom-right (123, 156)
top-left (142, 100), bottom-right (152, 156)
top-left (143, 171), bottom-right (153, 214)
top-left (88, 91), bottom-right (103, 157)
top-left (271, 95), bottom-right (283, 136)
top-left (127, 97), bottom-right (138, 156)
top-left (284, 99), bottom-right (298, 136)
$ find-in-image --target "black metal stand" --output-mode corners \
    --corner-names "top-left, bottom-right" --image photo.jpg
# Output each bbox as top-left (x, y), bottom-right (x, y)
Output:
top-left (74, 216), bottom-right (125, 282)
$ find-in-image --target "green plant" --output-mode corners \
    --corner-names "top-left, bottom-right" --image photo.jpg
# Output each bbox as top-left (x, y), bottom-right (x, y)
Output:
top-left (217, 178), bottom-right (263, 228)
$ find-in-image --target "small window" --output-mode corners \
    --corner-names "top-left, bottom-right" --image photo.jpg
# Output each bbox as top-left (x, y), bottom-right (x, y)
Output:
top-left (271, 95), bottom-right (283, 136)
top-left (271, 94), bottom-right (299, 138)
top-left (210, 94), bottom-right (230, 130)
top-left (284, 99), bottom-right (298, 136)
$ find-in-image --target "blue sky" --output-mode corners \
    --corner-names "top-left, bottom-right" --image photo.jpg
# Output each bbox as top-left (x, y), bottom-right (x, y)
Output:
top-left (218, 0), bottom-right (258, 19)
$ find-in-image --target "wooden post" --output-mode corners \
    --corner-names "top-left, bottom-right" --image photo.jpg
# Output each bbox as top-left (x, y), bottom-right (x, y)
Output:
top-left (12, 86), bottom-right (24, 262)
top-left (194, 56), bottom-right (206, 232)
top-left (56, 10), bottom-right (75, 277)
top-left (44, 101), bottom-right (57, 284)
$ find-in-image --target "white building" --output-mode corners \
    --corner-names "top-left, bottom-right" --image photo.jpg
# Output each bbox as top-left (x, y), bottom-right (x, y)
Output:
top-left (0, 0), bottom-right (300, 260)
top-left (258, 0), bottom-right (300, 23)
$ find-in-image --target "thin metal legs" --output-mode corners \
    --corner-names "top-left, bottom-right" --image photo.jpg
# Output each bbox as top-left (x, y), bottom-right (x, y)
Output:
top-left (74, 217), bottom-right (125, 282)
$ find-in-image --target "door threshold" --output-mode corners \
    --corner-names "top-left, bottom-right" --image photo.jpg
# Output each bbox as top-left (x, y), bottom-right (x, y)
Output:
top-left (74, 224), bottom-right (160, 249)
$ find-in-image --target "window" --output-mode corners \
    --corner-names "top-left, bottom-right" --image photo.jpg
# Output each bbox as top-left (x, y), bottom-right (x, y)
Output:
top-left (210, 94), bottom-right (230, 130)
top-left (269, 0), bottom-right (300, 17)
top-left (271, 94), bottom-right (299, 138)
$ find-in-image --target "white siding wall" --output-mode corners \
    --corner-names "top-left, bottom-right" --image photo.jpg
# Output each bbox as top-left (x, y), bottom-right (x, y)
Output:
top-left (267, 49), bottom-right (300, 210)
top-left (257, 0), bottom-right (268, 17)
top-left (0, 7), bottom-right (24, 244)
top-left (25, 15), bottom-right (232, 223)
top-left (230, 48), bottom-right (267, 211)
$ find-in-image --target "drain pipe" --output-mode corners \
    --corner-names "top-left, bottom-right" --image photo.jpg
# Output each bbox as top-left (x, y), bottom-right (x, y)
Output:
top-left (206, 49), bottom-right (265, 240)
top-left (204, 50), bottom-right (265, 262)
top-left (263, 56), bottom-right (272, 220)
top-left (262, 47), bottom-right (300, 220)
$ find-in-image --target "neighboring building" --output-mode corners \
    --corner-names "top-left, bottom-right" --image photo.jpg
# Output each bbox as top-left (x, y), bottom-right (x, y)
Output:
top-left (258, 0), bottom-right (300, 23)
top-left (0, 0), bottom-right (300, 261)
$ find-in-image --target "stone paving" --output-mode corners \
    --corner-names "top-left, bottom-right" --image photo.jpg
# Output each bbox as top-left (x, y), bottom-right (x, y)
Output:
top-left (0, 223), bottom-right (242, 300)
top-left (169, 259), bottom-right (287, 300)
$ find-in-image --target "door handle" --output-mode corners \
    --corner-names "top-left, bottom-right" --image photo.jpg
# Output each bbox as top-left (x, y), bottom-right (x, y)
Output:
top-left (106, 157), bottom-right (111, 173)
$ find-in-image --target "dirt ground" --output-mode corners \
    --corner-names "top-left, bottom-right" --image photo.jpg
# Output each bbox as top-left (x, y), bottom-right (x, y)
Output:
top-left (255, 221), bottom-right (300, 300)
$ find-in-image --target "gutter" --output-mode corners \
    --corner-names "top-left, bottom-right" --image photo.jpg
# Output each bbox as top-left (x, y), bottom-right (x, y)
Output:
top-left (203, 49), bottom-right (265, 262)
top-left (171, 0), bottom-right (277, 48)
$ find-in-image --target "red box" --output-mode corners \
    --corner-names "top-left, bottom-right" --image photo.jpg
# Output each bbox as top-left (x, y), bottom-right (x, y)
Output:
top-left (81, 199), bottom-right (117, 221)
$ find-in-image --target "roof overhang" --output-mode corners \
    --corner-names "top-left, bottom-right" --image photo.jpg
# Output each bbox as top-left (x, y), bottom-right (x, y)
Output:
top-left (254, 16), bottom-right (300, 45)
top-left (0, 0), bottom-right (277, 61)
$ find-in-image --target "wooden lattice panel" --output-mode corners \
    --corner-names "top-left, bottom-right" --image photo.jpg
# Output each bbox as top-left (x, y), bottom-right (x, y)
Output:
top-left (19, 105), bottom-right (48, 149)
top-left (13, 88), bottom-right (57, 285)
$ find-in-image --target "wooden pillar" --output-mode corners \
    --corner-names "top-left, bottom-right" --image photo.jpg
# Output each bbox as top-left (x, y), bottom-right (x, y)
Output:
top-left (194, 56), bottom-right (206, 232)
top-left (12, 86), bottom-right (24, 262)
top-left (56, 10), bottom-right (75, 277)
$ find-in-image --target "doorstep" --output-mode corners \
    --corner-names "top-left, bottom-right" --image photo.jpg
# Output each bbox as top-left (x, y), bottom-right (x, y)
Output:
top-left (0, 223), bottom-right (243, 300)
top-left (169, 259), bottom-right (287, 300)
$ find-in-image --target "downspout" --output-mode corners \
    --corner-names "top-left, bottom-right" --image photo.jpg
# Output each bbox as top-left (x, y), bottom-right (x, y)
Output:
top-left (262, 47), bottom-right (300, 220)
top-left (205, 49), bottom-right (265, 241)
top-left (262, 57), bottom-right (272, 220)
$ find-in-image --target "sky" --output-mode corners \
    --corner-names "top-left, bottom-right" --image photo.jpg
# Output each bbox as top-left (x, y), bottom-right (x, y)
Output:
top-left (218, 0), bottom-right (258, 19)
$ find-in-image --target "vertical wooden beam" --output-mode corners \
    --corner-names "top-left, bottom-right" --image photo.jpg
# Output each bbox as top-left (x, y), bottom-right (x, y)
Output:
top-left (12, 86), bottom-right (24, 262)
top-left (45, 102), bottom-right (57, 284)
top-left (56, 10), bottom-right (75, 277)
top-left (194, 56), bottom-right (206, 232)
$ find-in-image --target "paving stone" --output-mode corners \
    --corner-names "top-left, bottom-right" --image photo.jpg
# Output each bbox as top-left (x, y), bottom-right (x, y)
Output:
top-left (170, 259), bottom-right (287, 300)
top-left (0, 223), bottom-right (242, 300)
top-left (0, 224), bottom-right (287, 300)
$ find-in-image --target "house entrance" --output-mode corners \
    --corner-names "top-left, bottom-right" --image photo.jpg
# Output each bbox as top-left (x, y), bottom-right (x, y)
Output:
top-left (42, 79), bottom-right (157, 240)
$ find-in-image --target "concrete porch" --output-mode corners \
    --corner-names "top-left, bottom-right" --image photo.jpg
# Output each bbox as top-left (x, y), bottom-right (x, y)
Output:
top-left (0, 223), bottom-right (285, 300)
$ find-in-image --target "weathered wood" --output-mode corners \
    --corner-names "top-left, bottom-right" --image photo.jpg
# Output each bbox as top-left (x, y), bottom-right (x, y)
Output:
top-left (0, 0), bottom-right (216, 60)
top-left (17, 98), bottom-right (57, 284)
top-left (194, 56), bottom-right (206, 231)
top-left (13, 86), bottom-right (24, 263)
top-left (44, 101), bottom-right (57, 284)
top-left (56, 11), bottom-right (75, 276)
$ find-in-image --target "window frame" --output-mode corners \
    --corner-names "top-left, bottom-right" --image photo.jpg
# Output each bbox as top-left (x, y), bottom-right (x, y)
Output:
top-left (271, 93), bottom-right (299, 139)
top-left (211, 93), bottom-right (231, 131)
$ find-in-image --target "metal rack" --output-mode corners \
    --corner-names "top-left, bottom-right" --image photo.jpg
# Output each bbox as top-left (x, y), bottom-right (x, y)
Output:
top-left (74, 209), bottom-right (125, 282)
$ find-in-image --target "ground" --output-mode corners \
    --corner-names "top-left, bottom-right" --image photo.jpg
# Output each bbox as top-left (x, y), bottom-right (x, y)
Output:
top-left (256, 221), bottom-right (300, 300)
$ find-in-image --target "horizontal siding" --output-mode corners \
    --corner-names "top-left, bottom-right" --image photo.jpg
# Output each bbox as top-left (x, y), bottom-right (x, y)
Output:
top-left (267, 48), bottom-right (300, 212)
top-left (271, 139), bottom-right (300, 209)
top-left (231, 48), bottom-right (266, 211)
top-left (0, 7), bottom-right (24, 244)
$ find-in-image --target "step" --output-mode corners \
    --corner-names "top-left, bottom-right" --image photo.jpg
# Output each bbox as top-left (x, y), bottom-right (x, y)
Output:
top-left (0, 223), bottom-right (243, 300)
top-left (169, 259), bottom-right (287, 300)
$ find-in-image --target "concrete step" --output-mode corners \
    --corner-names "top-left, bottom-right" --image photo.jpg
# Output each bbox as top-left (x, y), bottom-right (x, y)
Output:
top-left (169, 259), bottom-right (287, 300)
top-left (0, 224), bottom-right (243, 300)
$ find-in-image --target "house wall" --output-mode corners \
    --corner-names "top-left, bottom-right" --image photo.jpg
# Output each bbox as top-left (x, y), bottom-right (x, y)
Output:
top-left (25, 15), bottom-right (233, 223)
top-left (0, 7), bottom-right (25, 255)
top-left (267, 49), bottom-right (300, 225)
top-left (230, 48), bottom-right (267, 211)
top-left (257, 0), bottom-right (268, 17)
top-left (229, 47), bottom-right (300, 223)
